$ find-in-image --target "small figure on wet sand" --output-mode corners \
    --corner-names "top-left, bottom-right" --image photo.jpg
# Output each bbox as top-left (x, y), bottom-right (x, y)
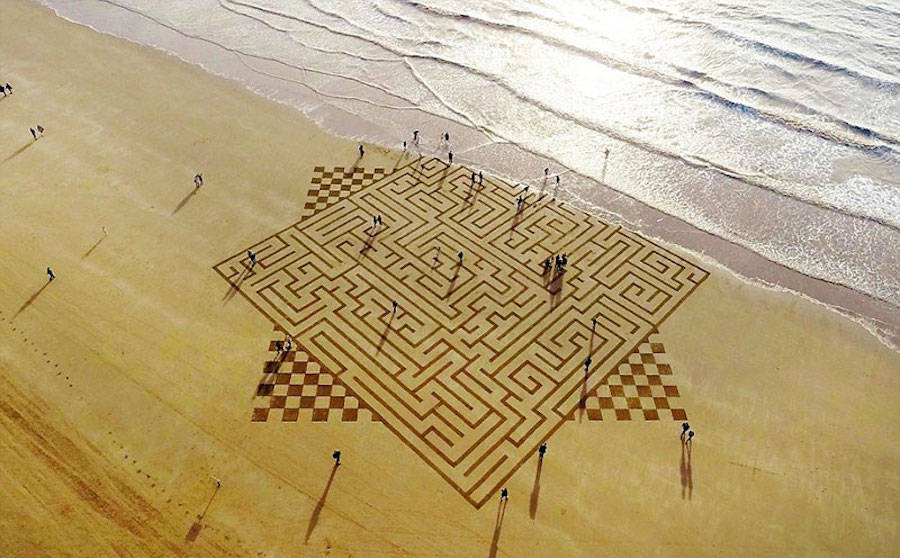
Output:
top-left (377, 215), bottom-right (382, 226)
top-left (402, 140), bottom-right (407, 151)
top-left (478, 171), bottom-right (483, 185)
top-left (46, 267), bottom-right (55, 282)
top-left (448, 151), bottom-right (453, 164)
top-left (584, 356), bottom-right (592, 372)
top-left (543, 257), bottom-right (552, 274)
top-left (433, 246), bottom-right (442, 264)
top-left (332, 450), bottom-right (342, 466)
top-left (680, 422), bottom-right (690, 442)
top-left (194, 173), bottom-right (203, 188)
top-left (36, 125), bottom-right (44, 137)
top-left (413, 130), bottom-right (419, 142)
top-left (392, 300), bottom-right (398, 314)
top-left (275, 340), bottom-right (284, 354)
top-left (686, 430), bottom-right (695, 448)
top-left (471, 171), bottom-right (475, 185)
top-left (592, 316), bottom-right (598, 330)
top-left (444, 132), bottom-right (450, 143)
top-left (457, 251), bottom-right (464, 265)
top-left (544, 167), bottom-right (549, 177)
top-left (284, 335), bottom-right (292, 353)
top-left (247, 250), bottom-right (257, 267)
top-left (538, 442), bottom-right (547, 461)
top-left (4, 83), bottom-right (12, 95)
top-left (30, 127), bottom-right (37, 140)
top-left (500, 487), bottom-right (509, 501)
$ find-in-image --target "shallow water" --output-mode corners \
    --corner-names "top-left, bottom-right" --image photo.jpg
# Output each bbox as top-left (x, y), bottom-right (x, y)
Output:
top-left (37, 0), bottom-right (900, 346)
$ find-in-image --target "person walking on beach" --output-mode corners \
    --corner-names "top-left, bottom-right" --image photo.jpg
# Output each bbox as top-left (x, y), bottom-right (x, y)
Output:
top-left (680, 422), bottom-right (690, 442)
top-left (392, 300), bottom-right (398, 314)
top-left (471, 171), bottom-right (476, 185)
top-left (275, 340), bottom-right (284, 354)
top-left (500, 488), bottom-right (509, 501)
top-left (686, 430), bottom-right (695, 449)
top-left (584, 356), bottom-right (592, 372)
top-left (284, 335), bottom-right (293, 353)
top-left (359, 144), bottom-right (365, 157)
top-left (538, 442), bottom-right (547, 461)
top-left (46, 267), bottom-right (55, 282)
top-left (457, 251), bottom-right (464, 265)
top-left (194, 173), bottom-right (203, 188)
top-left (30, 127), bottom-right (37, 141)
top-left (402, 140), bottom-right (407, 151)
top-left (413, 130), bottom-right (419, 144)
top-left (373, 215), bottom-right (378, 229)
top-left (592, 316), bottom-right (597, 330)
top-left (377, 215), bottom-right (383, 226)
top-left (5, 83), bottom-right (12, 95)
top-left (332, 450), bottom-right (342, 466)
top-left (444, 132), bottom-right (450, 143)
top-left (36, 125), bottom-right (44, 137)
top-left (478, 171), bottom-right (483, 185)
top-left (247, 250), bottom-right (257, 267)
top-left (448, 151), bottom-right (453, 164)
top-left (544, 167), bottom-right (549, 177)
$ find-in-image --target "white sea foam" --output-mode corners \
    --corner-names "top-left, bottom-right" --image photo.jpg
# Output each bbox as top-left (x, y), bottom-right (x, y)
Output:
top-left (35, 0), bottom-right (900, 347)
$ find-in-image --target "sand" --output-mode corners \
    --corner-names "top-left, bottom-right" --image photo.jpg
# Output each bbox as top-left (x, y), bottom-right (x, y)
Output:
top-left (0, 1), bottom-right (897, 556)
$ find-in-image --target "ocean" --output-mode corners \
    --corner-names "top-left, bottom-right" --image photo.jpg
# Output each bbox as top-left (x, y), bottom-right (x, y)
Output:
top-left (37, 0), bottom-right (900, 346)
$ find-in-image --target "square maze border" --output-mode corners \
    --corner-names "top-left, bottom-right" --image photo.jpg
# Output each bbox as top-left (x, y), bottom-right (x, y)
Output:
top-left (215, 158), bottom-right (707, 508)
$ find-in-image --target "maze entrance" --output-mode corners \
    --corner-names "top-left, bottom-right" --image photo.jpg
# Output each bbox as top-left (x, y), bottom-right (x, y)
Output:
top-left (215, 159), bottom-right (707, 508)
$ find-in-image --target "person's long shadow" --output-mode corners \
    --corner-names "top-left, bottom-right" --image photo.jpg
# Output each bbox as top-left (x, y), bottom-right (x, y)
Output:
top-left (81, 235), bottom-right (106, 259)
top-left (222, 266), bottom-right (251, 303)
top-left (172, 187), bottom-right (199, 215)
top-left (375, 312), bottom-right (394, 353)
top-left (488, 498), bottom-right (508, 558)
top-left (529, 458), bottom-right (544, 519)
top-left (305, 463), bottom-right (339, 543)
top-left (2, 142), bottom-right (34, 164)
top-left (680, 443), bottom-right (693, 500)
top-left (14, 282), bottom-right (50, 319)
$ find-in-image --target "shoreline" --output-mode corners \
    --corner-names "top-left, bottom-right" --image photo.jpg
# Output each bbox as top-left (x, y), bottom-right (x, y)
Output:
top-left (32, 0), bottom-right (899, 351)
top-left (2, 2), bottom-right (897, 555)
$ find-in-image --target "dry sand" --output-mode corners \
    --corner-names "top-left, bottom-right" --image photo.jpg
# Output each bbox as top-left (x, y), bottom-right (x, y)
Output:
top-left (0, 1), bottom-right (897, 555)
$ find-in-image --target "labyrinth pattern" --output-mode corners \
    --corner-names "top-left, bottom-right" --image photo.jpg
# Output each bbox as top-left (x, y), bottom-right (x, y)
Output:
top-left (215, 157), bottom-right (707, 508)
top-left (252, 329), bottom-right (685, 424)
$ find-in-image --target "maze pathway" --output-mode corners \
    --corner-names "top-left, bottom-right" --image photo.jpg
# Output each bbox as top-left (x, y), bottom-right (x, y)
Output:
top-left (252, 329), bottom-right (686, 424)
top-left (215, 158), bottom-right (707, 507)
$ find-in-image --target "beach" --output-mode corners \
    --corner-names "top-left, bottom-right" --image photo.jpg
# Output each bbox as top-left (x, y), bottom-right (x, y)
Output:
top-left (0, 1), bottom-right (898, 556)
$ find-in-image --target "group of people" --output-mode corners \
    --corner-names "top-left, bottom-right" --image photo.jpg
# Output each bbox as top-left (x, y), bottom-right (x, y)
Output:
top-left (274, 333), bottom-right (294, 355)
top-left (543, 253), bottom-right (568, 275)
top-left (680, 422), bottom-right (695, 448)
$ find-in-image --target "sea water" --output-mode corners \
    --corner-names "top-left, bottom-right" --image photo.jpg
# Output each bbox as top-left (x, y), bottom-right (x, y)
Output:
top-left (37, 0), bottom-right (900, 346)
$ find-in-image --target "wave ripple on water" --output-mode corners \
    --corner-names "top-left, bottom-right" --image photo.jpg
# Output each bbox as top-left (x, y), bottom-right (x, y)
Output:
top-left (38, 0), bottom-right (900, 345)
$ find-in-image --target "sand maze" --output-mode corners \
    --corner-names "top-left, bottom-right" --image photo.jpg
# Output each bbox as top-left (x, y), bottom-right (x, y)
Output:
top-left (215, 158), bottom-right (707, 507)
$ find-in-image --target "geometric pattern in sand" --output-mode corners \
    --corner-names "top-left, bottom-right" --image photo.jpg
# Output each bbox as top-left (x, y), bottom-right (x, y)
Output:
top-left (252, 329), bottom-right (686, 424)
top-left (215, 158), bottom-right (707, 507)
